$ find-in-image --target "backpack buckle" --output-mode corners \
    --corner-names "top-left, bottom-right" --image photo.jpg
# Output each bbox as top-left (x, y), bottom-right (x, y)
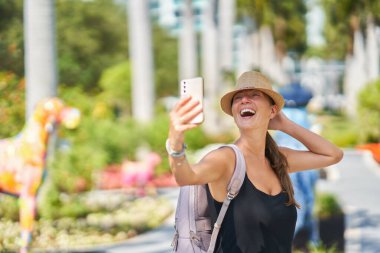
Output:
top-left (227, 192), bottom-right (236, 200)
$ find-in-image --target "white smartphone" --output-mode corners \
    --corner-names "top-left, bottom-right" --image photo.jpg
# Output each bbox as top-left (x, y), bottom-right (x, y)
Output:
top-left (180, 77), bottom-right (204, 124)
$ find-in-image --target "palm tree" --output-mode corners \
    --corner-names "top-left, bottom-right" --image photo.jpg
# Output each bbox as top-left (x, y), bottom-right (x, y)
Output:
top-left (179, 0), bottom-right (197, 80)
top-left (236, 0), bottom-right (306, 84)
top-left (24, 0), bottom-right (57, 118)
top-left (365, 15), bottom-right (379, 82)
top-left (127, 0), bottom-right (154, 122)
top-left (201, 0), bottom-right (221, 134)
top-left (321, 0), bottom-right (380, 116)
top-left (218, 0), bottom-right (236, 73)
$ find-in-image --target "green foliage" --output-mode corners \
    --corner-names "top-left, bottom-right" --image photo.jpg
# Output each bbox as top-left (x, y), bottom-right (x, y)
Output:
top-left (142, 114), bottom-right (170, 175)
top-left (237, 0), bottom-right (307, 54)
top-left (0, 0), bottom-right (24, 76)
top-left (152, 25), bottom-right (179, 98)
top-left (54, 87), bottom-right (136, 192)
top-left (0, 0), bottom-right (179, 97)
top-left (357, 79), bottom-right (380, 142)
top-left (53, 87), bottom-right (169, 191)
top-left (237, 0), bottom-right (274, 26)
top-left (0, 1), bottom-right (131, 91)
top-left (98, 60), bottom-right (132, 115)
top-left (0, 195), bottom-right (19, 221)
top-left (315, 193), bottom-right (343, 218)
top-left (320, 0), bottom-right (380, 60)
top-left (38, 184), bottom-right (90, 220)
top-left (320, 114), bottom-right (360, 147)
top-left (56, 0), bottom-right (129, 90)
top-left (294, 243), bottom-right (340, 253)
top-left (0, 72), bottom-right (25, 138)
top-left (308, 244), bottom-right (340, 253)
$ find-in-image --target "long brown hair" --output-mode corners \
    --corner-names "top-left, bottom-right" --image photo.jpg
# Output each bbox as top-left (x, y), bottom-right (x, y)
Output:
top-left (265, 132), bottom-right (300, 208)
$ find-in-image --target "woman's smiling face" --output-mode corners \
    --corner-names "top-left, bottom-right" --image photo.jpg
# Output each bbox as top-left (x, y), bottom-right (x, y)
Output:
top-left (231, 89), bottom-right (275, 129)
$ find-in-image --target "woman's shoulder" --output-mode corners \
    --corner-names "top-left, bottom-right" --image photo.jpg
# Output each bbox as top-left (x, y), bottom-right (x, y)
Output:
top-left (199, 144), bottom-right (236, 167)
top-left (209, 144), bottom-right (237, 158)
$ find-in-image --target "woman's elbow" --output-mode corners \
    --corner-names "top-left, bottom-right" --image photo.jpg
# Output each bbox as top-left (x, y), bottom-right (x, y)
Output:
top-left (175, 178), bottom-right (188, 186)
top-left (332, 148), bottom-right (344, 164)
top-left (174, 174), bottom-right (197, 186)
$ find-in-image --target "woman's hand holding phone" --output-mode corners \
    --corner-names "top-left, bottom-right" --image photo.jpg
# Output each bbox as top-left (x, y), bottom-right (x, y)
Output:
top-left (168, 77), bottom-right (204, 148)
top-left (180, 77), bottom-right (204, 124)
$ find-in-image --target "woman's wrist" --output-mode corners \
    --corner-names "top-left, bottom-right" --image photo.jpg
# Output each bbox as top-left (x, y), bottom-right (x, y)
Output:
top-left (166, 139), bottom-right (187, 157)
top-left (168, 131), bottom-right (185, 150)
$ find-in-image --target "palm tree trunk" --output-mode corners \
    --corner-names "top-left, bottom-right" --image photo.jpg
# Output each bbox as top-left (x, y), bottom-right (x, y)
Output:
top-left (127, 0), bottom-right (154, 122)
top-left (344, 29), bottom-right (367, 117)
top-left (179, 0), bottom-right (197, 80)
top-left (24, 0), bottom-right (57, 118)
top-left (366, 16), bottom-right (379, 82)
top-left (259, 26), bottom-right (288, 85)
top-left (218, 0), bottom-right (235, 73)
top-left (201, 0), bottom-right (221, 134)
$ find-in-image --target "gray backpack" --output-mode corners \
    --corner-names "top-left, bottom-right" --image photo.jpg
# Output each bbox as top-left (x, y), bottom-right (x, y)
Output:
top-left (171, 144), bottom-right (246, 253)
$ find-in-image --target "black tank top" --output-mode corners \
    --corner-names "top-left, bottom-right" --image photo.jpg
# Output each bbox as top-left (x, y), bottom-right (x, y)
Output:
top-left (206, 175), bottom-right (297, 253)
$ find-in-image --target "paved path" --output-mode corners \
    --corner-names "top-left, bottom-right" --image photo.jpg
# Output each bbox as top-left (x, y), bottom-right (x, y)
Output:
top-left (317, 149), bottom-right (380, 253)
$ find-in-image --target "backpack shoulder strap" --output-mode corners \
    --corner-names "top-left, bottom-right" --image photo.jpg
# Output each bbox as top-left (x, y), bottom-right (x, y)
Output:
top-left (225, 144), bottom-right (246, 197)
top-left (207, 144), bottom-right (246, 253)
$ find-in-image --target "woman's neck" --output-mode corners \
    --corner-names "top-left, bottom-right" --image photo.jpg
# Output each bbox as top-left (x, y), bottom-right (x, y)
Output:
top-left (235, 127), bottom-right (267, 157)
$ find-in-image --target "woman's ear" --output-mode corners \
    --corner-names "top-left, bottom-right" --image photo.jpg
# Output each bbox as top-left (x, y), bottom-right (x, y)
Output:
top-left (269, 105), bottom-right (278, 119)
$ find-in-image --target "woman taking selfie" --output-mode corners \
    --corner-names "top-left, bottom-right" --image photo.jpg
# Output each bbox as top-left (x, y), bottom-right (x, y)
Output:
top-left (167, 71), bottom-right (343, 253)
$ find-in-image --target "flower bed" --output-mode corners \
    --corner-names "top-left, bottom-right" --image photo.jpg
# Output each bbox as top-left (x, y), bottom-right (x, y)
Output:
top-left (0, 193), bottom-right (173, 252)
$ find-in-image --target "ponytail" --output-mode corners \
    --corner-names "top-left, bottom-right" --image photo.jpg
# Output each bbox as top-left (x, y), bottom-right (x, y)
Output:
top-left (265, 132), bottom-right (300, 208)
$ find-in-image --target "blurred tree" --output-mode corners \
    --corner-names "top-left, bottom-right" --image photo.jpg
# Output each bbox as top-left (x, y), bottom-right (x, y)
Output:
top-left (0, 72), bottom-right (25, 138)
top-left (219, 0), bottom-right (236, 74)
top-left (152, 25), bottom-right (178, 98)
top-left (98, 60), bottom-right (132, 116)
top-left (0, 0), bottom-right (24, 76)
top-left (127, 0), bottom-right (155, 122)
top-left (320, 0), bottom-right (380, 60)
top-left (237, 0), bottom-right (307, 54)
top-left (0, 0), bottom-right (129, 91)
top-left (0, 0), bottom-right (178, 97)
top-left (56, 0), bottom-right (129, 91)
top-left (179, 0), bottom-right (197, 80)
top-left (358, 79), bottom-right (380, 142)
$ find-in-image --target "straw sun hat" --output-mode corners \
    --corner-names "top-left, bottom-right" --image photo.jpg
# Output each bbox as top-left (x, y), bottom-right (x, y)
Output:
top-left (220, 71), bottom-right (285, 116)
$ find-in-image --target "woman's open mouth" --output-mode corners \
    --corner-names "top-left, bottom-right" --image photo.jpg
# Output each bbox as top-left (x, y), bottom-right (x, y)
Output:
top-left (240, 108), bottom-right (256, 118)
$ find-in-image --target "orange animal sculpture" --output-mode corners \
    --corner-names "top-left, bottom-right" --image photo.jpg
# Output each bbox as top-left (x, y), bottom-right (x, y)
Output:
top-left (0, 97), bottom-right (80, 253)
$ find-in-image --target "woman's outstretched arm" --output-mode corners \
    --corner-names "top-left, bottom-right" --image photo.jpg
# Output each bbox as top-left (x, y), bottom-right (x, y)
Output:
top-left (168, 96), bottom-right (231, 185)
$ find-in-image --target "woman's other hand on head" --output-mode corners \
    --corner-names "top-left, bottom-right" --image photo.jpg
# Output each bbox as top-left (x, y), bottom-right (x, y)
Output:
top-left (268, 111), bottom-right (289, 131)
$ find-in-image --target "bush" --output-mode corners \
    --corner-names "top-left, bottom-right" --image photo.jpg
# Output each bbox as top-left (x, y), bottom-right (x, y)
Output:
top-left (358, 79), bottom-right (380, 143)
top-left (0, 71), bottom-right (24, 138)
top-left (0, 195), bottom-right (19, 221)
top-left (319, 114), bottom-right (360, 147)
top-left (315, 193), bottom-right (343, 219)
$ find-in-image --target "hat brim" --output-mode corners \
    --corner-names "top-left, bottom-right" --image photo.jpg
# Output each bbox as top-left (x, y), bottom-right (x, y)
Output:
top-left (220, 87), bottom-right (285, 116)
